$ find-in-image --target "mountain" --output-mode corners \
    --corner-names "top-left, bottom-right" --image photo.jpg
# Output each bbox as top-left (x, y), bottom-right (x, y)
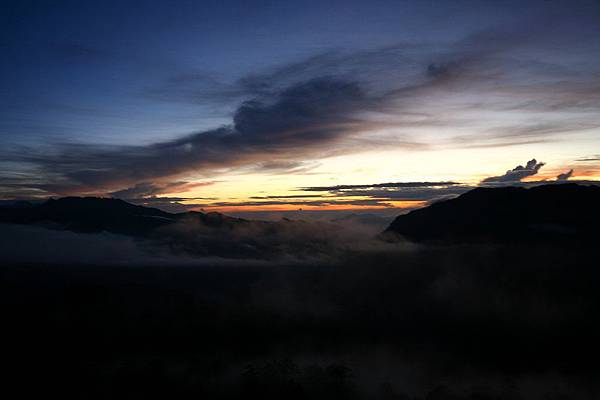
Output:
top-left (383, 183), bottom-right (600, 243)
top-left (0, 197), bottom-right (246, 236)
top-left (0, 197), bottom-right (340, 259)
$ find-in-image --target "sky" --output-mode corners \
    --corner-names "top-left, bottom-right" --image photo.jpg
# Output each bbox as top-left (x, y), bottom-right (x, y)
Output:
top-left (1, 0), bottom-right (600, 216)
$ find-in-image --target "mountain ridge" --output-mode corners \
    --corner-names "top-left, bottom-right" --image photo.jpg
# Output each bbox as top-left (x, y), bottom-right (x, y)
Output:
top-left (383, 183), bottom-right (600, 243)
top-left (0, 196), bottom-right (246, 236)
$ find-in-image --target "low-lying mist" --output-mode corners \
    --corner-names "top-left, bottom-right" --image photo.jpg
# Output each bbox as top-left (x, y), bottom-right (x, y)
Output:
top-left (0, 212), bottom-right (405, 265)
top-left (150, 215), bottom-right (402, 262)
top-left (2, 233), bottom-right (598, 398)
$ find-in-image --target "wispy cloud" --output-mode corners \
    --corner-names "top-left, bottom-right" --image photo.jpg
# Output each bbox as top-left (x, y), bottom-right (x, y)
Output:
top-left (110, 181), bottom-right (215, 198)
top-left (575, 155), bottom-right (600, 162)
top-left (6, 77), bottom-right (406, 196)
top-left (301, 181), bottom-right (461, 191)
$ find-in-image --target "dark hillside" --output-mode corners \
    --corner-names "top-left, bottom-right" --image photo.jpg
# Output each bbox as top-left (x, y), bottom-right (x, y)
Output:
top-left (385, 183), bottom-right (600, 243)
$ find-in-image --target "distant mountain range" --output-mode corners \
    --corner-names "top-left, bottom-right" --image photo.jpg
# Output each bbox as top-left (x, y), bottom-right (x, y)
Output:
top-left (384, 183), bottom-right (600, 243)
top-left (0, 197), bottom-right (249, 237)
top-left (0, 197), bottom-right (342, 259)
top-left (2, 183), bottom-right (599, 254)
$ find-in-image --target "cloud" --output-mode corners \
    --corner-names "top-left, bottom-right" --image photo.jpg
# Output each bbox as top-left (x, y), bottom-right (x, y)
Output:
top-left (323, 187), bottom-right (472, 202)
top-left (4, 16), bottom-right (600, 199)
top-left (108, 181), bottom-right (217, 213)
top-left (116, 196), bottom-right (217, 213)
top-left (190, 198), bottom-right (395, 209)
top-left (292, 181), bottom-right (472, 205)
top-left (107, 180), bottom-right (219, 213)
top-left (250, 195), bottom-right (324, 199)
top-left (116, 170), bottom-right (600, 215)
top-left (481, 159), bottom-right (545, 183)
top-left (196, 182), bottom-right (471, 210)
top-left (151, 211), bottom-right (399, 261)
top-left (301, 181), bottom-right (461, 191)
top-left (0, 223), bottom-right (153, 265)
top-left (556, 169), bottom-right (574, 181)
top-left (249, 160), bottom-right (320, 174)
top-left (8, 77), bottom-right (401, 196)
top-left (110, 181), bottom-right (215, 199)
top-left (575, 155), bottom-right (600, 162)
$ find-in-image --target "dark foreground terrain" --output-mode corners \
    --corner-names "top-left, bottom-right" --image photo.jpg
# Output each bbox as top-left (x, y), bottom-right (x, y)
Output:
top-left (2, 243), bottom-right (599, 399)
top-left (2, 184), bottom-right (600, 399)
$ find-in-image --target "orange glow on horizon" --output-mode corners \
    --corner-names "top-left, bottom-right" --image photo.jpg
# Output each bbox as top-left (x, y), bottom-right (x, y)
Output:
top-left (190, 200), bottom-right (426, 213)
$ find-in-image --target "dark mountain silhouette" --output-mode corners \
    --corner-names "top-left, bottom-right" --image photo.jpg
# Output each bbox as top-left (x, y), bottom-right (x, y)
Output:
top-left (0, 197), bottom-right (349, 259)
top-left (0, 197), bottom-right (247, 236)
top-left (384, 183), bottom-right (600, 243)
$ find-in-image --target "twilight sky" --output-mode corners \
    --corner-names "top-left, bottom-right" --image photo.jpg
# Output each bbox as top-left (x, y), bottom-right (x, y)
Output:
top-left (2, 0), bottom-right (600, 215)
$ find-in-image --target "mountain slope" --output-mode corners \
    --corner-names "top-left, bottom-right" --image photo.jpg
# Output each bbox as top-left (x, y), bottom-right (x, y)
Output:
top-left (384, 183), bottom-right (600, 243)
top-left (0, 197), bottom-right (347, 259)
top-left (0, 197), bottom-right (242, 236)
